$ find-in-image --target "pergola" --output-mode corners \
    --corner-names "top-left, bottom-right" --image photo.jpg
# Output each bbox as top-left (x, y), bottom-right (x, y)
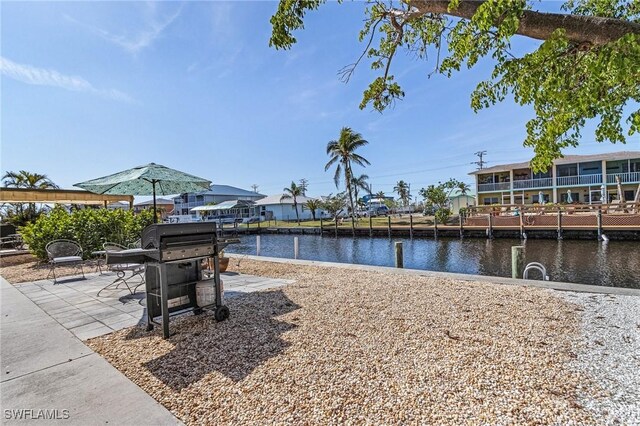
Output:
top-left (0, 188), bottom-right (134, 208)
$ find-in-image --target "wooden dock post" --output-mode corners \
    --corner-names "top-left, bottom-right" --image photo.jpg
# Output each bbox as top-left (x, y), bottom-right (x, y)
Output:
top-left (459, 212), bottom-right (464, 238)
top-left (334, 218), bottom-right (338, 238)
top-left (320, 216), bottom-right (323, 237)
top-left (519, 211), bottom-right (524, 237)
top-left (294, 237), bottom-right (299, 259)
top-left (433, 216), bottom-right (438, 239)
top-left (409, 214), bottom-right (414, 239)
top-left (388, 216), bottom-right (392, 238)
top-left (597, 208), bottom-right (603, 240)
top-left (369, 215), bottom-right (373, 237)
top-left (487, 214), bottom-right (493, 239)
top-left (256, 235), bottom-right (261, 256)
top-left (394, 241), bottom-right (403, 268)
top-left (557, 208), bottom-right (563, 240)
top-left (511, 246), bottom-right (524, 278)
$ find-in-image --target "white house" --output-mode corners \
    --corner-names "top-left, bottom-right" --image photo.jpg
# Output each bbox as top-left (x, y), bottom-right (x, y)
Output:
top-left (254, 194), bottom-right (325, 221)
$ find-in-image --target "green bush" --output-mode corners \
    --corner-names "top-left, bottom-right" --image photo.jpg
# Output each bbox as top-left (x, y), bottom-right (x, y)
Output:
top-left (435, 208), bottom-right (452, 224)
top-left (21, 207), bottom-right (154, 261)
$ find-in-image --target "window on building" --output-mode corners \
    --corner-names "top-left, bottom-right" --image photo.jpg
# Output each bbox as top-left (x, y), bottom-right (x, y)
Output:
top-left (532, 194), bottom-right (550, 203)
top-left (557, 165), bottom-right (577, 177)
top-left (560, 193), bottom-right (580, 203)
top-left (483, 197), bottom-right (499, 205)
top-left (624, 190), bottom-right (635, 201)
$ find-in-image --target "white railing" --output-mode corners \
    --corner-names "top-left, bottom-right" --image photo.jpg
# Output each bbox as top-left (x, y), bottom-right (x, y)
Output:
top-left (478, 182), bottom-right (510, 192)
top-left (512, 177), bottom-right (553, 189)
top-left (556, 174), bottom-right (602, 186)
top-left (606, 172), bottom-right (640, 184)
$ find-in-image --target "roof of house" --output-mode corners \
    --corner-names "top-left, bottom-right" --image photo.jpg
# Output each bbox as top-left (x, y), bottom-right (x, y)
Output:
top-left (173, 185), bottom-right (265, 199)
top-left (254, 194), bottom-right (317, 206)
top-left (469, 151), bottom-right (640, 175)
top-left (134, 198), bottom-right (174, 206)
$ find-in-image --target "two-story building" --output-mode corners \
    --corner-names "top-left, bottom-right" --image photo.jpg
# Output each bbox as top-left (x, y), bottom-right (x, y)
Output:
top-left (172, 185), bottom-right (265, 221)
top-left (470, 151), bottom-right (640, 205)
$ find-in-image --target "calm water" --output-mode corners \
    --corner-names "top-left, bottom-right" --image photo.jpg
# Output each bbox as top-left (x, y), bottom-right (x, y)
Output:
top-left (228, 234), bottom-right (640, 288)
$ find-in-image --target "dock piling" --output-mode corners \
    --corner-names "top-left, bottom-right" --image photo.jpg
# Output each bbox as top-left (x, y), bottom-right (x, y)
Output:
top-left (294, 237), bottom-right (299, 259)
top-left (394, 241), bottom-right (403, 268)
top-left (409, 214), bottom-right (414, 239)
top-left (256, 235), bottom-right (261, 256)
top-left (388, 216), bottom-right (392, 239)
top-left (511, 245), bottom-right (524, 279)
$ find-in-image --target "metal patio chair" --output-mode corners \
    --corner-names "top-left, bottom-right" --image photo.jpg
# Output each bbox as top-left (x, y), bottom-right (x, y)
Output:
top-left (98, 242), bottom-right (145, 297)
top-left (45, 240), bottom-right (85, 284)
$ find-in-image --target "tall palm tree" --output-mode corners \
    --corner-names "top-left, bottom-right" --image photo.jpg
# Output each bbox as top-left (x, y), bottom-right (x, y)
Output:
top-left (375, 190), bottom-right (386, 200)
top-left (457, 181), bottom-right (471, 195)
top-left (281, 181), bottom-right (303, 224)
top-left (393, 180), bottom-right (411, 207)
top-left (351, 174), bottom-right (369, 208)
top-left (305, 199), bottom-right (321, 221)
top-left (325, 127), bottom-right (370, 222)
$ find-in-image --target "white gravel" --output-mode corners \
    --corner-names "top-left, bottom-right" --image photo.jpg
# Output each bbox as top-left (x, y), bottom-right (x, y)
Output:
top-left (558, 291), bottom-right (640, 425)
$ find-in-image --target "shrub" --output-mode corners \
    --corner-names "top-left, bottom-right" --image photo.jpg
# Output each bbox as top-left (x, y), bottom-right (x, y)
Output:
top-left (21, 207), bottom-right (154, 261)
top-left (435, 208), bottom-right (452, 224)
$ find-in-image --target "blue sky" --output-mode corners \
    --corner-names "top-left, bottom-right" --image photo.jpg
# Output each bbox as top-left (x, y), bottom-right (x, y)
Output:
top-left (1, 1), bottom-right (637, 201)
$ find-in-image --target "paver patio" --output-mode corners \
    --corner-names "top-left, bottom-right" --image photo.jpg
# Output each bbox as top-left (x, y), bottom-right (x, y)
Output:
top-left (12, 270), bottom-right (295, 340)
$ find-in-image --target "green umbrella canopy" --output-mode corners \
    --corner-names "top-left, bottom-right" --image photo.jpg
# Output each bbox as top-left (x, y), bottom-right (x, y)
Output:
top-left (74, 163), bottom-right (211, 222)
top-left (74, 163), bottom-right (211, 196)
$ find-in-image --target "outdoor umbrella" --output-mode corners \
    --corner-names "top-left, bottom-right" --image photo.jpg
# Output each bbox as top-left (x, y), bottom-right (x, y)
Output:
top-left (566, 190), bottom-right (573, 203)
top-left (538, 191), bottom-right (545, 205)
top-left (74, 163), bottom-right (211, 222)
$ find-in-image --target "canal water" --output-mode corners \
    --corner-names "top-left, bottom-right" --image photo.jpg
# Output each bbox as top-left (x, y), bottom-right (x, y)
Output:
top-left (228, 234), bottom-right (640, 288)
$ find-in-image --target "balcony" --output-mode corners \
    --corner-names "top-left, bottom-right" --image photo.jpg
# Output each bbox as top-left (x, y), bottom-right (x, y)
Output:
top-left (512, 177), bottom-right (553, 189)
top-left (606, 171), bottom-right (640, 184)
top-left (477, 182), bottom-right (510, 192)
top-left (556, 174), bottom-right (602, 186)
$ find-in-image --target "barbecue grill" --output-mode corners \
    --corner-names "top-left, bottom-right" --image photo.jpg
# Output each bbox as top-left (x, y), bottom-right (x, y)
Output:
top-left (106, 222), bottom-right (229, 338)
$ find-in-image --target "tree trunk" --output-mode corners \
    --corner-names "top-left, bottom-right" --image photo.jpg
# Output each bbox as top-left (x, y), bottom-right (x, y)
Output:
top-left (293, 197), bottom-right (300, 224)
top-left (409, 0), bottom-right (640, 46)
top-left (345, 162), bottom-right (356, 223)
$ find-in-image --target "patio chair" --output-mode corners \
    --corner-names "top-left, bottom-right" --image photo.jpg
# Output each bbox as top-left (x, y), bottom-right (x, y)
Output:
top-left (98, 242), bottom-right (145, 297)
top-left (45, 240), bottom-right (85, 284)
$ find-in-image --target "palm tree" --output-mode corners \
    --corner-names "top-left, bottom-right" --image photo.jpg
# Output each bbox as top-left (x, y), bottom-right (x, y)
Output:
top-left (351, 174), bottom-right (369, 208)
top-left (457, 181), bottom-right (471, 195)
top-left (375, 190), bottom-right (386, 200)
top-left (393, 180), bottom-right (411, 207)
top-left (2, 170), bottom-right (58, 189)
top-left (325, 127), bottom-right (370, 222)
top-left (305, 199), bottom-right (321, 221)
top-left (281, 181), bottom-right (303, 224)
top-left (2, 171), bottom-right (59, 225)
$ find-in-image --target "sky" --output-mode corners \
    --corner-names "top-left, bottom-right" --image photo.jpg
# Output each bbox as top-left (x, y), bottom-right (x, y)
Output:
top-left (1, 1), bottom-right (638, 202)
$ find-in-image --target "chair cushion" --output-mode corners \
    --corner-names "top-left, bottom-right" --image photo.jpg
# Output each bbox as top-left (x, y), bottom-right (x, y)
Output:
top-left (52, 256), bottom-right (83, 264)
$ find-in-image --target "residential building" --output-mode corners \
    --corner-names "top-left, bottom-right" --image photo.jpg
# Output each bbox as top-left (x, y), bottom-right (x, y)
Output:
top-left (470, 151), bottom-right (640, 205)
top-left (133, 198), bottom-right (174, 219)
top-left (254, 194), bottom-right (325, 221)
top-left (172, 185), bottom-right (265, 219)
top-left (448, 192), bottom-right (476, 212)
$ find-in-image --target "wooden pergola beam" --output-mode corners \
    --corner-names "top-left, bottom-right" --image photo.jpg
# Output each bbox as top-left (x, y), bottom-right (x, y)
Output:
top-left (0, 188), bottom-right (134, 207)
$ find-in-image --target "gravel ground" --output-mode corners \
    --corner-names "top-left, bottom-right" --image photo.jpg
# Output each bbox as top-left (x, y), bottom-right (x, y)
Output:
top-left (88, 259), bottom-right (596, 425)
top-left (558, 292), bottom-right (640, 425)
top-left (0, 254), bottom-right (89, 283)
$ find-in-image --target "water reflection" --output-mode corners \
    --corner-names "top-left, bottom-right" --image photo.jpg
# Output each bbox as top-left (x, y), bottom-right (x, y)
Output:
top-left (230, 235), bottom-right (640, 288)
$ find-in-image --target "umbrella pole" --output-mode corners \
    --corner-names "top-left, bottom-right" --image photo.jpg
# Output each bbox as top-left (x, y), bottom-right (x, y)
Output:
top-left (153, 181), bottom-right (158, 223)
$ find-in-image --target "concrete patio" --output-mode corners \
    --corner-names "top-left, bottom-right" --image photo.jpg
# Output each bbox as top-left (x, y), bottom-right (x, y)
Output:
top-left (11, 270), bottom-right (294, 340)
top-left (1, 270), bottom-right (295, 424)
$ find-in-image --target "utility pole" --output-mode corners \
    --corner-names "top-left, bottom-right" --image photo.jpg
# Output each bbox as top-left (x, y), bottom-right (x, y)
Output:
top-left (299, 178), bottom-right (309, 196)
top-left (251, 184), bottom-right (259, 193)
top-left (472, 151), bottom-right (487, 170)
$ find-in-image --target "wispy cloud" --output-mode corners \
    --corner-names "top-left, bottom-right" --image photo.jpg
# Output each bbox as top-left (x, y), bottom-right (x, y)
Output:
top-left (0, 57), bottom-right (135, 103)
top-left (65, 3), bottom-right (183, 54)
